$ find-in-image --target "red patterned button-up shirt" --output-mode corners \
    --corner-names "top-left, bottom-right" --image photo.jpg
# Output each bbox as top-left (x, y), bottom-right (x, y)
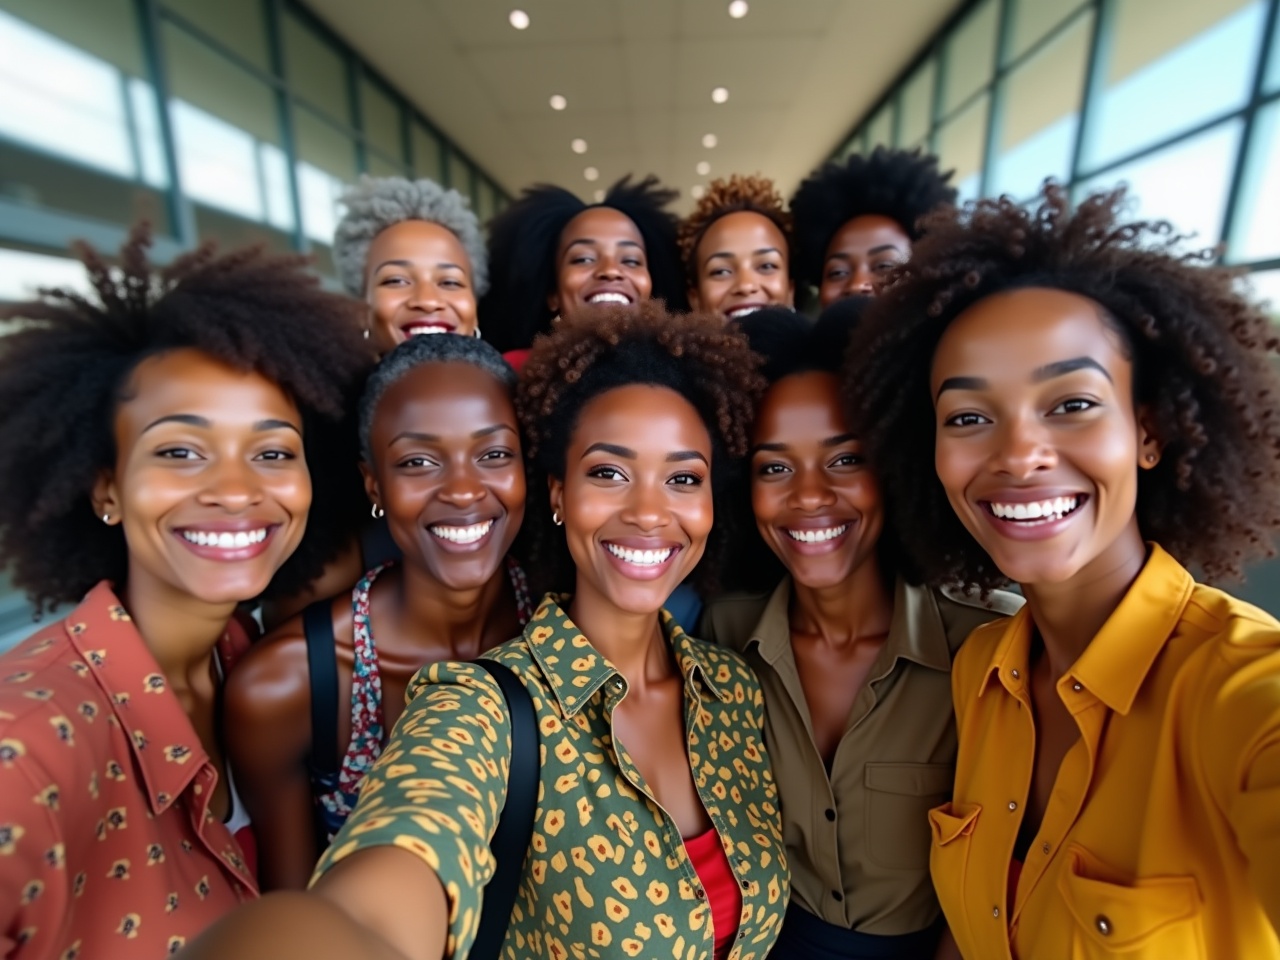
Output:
top-left (0, 582), bottom-right (258, 959)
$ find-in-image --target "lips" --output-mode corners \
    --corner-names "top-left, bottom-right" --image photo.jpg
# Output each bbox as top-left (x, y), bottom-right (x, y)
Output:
top-left (983, 495), bottom-right (1084, 525)
top-left (399, 318), bottom-right (457, 337)
top-left (976, 491), bottom-right (1089, 542)
top-left (601, 538), bottom-right (682, 581)
top-left (425, 517), bottom-right (500, 552)
top-left (172, 523), bottom-right (280, 561)
top-left (585, 290), bottom-right (634, 306)
top-left (725, 303), bottom-right (767, 320)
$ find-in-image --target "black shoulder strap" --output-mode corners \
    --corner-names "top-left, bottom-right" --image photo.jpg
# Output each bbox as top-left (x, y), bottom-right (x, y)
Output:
top-left (469, 658), bottom-right (540, 960)
top-left (302, 599), bottom-right (340, 784)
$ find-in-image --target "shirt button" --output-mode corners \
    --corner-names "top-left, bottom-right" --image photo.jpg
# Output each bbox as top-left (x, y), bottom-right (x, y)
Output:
top-left (832, 891), bottom-right (844, 902)
top-left (1072, 681), bottom-right (1083, 692)
top-left (1011, 669), bottom-right (1020, 680)
top-left (695, 885), bottom-right (706, 900)
top-left (610, 677), bottom-right (624, 692)
top-left (1042, 842), bottom-right (1051, 855)
top-left (824, 808), bottom-right (836, 822)
top-left (992, 906), bottom-right (1000, 918)
top-left (1095, 915), bottom-right (1112, 936)
top-left (1007, 801), bottom-right (1018, 812)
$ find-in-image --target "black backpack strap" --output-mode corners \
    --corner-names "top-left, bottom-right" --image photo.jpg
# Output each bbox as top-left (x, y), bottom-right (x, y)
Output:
top-left (469, 659), bottom-right (540, 960)
top-left (302, 599), bottom-right (341, 787)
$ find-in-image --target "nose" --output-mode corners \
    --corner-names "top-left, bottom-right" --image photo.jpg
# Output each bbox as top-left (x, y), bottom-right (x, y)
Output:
top-left (408, 280), bottom-right (445, 311)
top-left (595, 254), bottom-right (624, 281)
top-left (992, 414), bottom-right (1057, 479)
top-left (850, 264), bottom-right (876, 295)
top-left (731, 271), bottom-right (760, 296)
top-left (619, 479), bottom-right (671, 532)
top-left (787, 464), bottom-right (837, 512)
top-left (438, 462), bottom-right (486, 507)
top-left (198, 457), bottom-right (265, 512)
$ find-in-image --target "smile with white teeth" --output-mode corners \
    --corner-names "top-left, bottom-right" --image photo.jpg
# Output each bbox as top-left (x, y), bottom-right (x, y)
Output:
top-left (988, 496), bottom-right (1081, 524)
top-left (404, 324), bottom-right (452, 336)
top-left (180, 528), bottom-right (269, 548)
top-left (785, 525), bottom-right (848, 543)
top-left (587, 292), bottom-right (631, 305)
top-left (605, 543), bottom-right (674, 566)
top-left (429, 520), bottom-right (494, 544)
top-left (727, 305), bottom-right (762, 318)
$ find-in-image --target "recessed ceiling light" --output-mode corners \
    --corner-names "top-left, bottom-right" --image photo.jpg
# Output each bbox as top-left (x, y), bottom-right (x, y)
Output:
top-left (509, 9), bottom-right (530, 29)
top-left (549, 94), bottom-right (567, 110)
top-left (711, 87), bottom-right (729, 104)
top-left (728, 1), bottom-right (749, 18)
top-left (584, 166), bottom-right (599, 182)
top-left (696, 161), bottom-right (711, 176)
top-left (571, 138), bottom-right (588, 154)
top-left (702, 133), bottom-right (718, 149)
top-left (691, 185), bottom-right (706, 199)
top-left (593, 189), bottom-right (606, 202)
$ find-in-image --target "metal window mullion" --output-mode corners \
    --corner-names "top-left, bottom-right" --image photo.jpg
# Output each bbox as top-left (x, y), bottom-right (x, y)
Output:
top-left (980, 0), bottom-right (1016, 197)
top-left (349, 58), bottom-right (367, 175)
top-left (1068, 0), bottom-right (1115, 191)
top-left (154, 5), bottom-right (286, 92)
top-left (135, 0), bottom-right (196, 247)
top-left (265, 0), bottom-right (307, 252)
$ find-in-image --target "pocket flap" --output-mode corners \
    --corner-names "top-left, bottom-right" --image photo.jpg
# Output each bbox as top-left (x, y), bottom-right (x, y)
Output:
top-left (865, 762), bottom-right (955, 796)
top-left (928, 802), bottom-right (981, 846)
top-left (1059, 845), bottom-right (1202, 950)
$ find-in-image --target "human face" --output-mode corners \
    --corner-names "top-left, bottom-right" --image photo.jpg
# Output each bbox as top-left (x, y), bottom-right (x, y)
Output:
top-left (549, 207), bottom-right (653, 317)
top-left (95, 348), bottom-right (310, 609)
top-left (690, 211), bottom-right (794, 321)
top-left (931, 287), bottom-right (1158, 588)
top-left (366, 220), bottom-right (477, 351)
top-left (363, 363), bottom-right (525, 590)
top-left (549, 385), bottom-right (713, 616)
top-left (819, 214), bottom-right (911, 306)
top-left (751, 372), bottom-right (883, 589)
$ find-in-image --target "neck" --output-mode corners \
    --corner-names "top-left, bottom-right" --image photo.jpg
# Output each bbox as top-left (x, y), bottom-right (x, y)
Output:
top-left (566, 581), bottom-right (672, 689)
top-left (790, 558), bottom-right (895, 644)
top-left (1022, 522), bottom-right (1149, 678)
top-left (121, 566), bottom-right (236, 698)
top-left (396, 559), bottom-right (511, 659)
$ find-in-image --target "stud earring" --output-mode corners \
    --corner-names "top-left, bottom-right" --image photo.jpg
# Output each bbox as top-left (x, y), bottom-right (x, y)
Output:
top-left (363, 327), bottom-right (370, 340)
top-left (371, 504), bottom-right (385, 518)
top-left (552, 511), bottom-right (563, 527)
top-left (102, 513), bottom-right (112, 524)
top-left (1146, 453), bottom-right (1157, 464)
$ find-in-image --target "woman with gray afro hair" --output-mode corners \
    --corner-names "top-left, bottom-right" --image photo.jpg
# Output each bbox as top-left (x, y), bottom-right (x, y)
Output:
top-left (333, 175), bottom-right (489, 353)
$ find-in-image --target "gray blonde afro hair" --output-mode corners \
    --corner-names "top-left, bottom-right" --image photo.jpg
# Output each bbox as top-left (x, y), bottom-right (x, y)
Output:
top-left (333, 175), bottom-right (489, 298)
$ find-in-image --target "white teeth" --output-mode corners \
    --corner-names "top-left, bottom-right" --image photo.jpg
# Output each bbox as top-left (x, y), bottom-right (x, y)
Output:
top-left (605, 543), bottom-right (673, 566)
top-left (429, 520), bottom-right (494, 544)
top-left (728, 305), bottom-right (761, 318)
top-left (588, 292), bottom-right (630, 305)
top-left (785, 525), bottom-right (848, 543)
top-left (180, 528), bottom-right (268, 548)
top-left (989, 497), bottom-right (1079, 523)
top-left (405, 324), bottom-right (450, 336)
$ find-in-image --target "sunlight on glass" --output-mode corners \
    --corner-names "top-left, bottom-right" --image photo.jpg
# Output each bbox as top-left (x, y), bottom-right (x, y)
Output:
top-left (1228, 100), bottom-right (1280, 262)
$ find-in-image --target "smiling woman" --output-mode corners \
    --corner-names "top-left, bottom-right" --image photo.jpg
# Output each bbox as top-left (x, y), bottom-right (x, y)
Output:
top-left (0, 224), bottom-right (369, 959)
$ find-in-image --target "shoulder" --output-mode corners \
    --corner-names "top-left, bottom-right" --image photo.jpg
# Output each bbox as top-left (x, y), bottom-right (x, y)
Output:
top-left (1182, 581), bottom-right (1280, 670)
top-left (935, 582), bottom-right (1024, 654)
top-left (699, 589), bottom-right (775, 652)
top-left (680, 630), bottom-right (763, 700)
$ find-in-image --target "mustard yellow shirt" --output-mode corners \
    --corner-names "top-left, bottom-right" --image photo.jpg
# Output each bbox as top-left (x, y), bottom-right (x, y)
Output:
top-left (930, 545), bottom-right (1280, 960)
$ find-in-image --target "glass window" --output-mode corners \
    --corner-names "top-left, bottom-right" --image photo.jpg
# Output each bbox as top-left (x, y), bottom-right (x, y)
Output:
top-left (160, 0), bottom-right (269, 73)
top-left (366, 151), bottom-right (406, 178)
top-left (936, 93), bottom-right (990, 202)
top-left (0, 6), bottom-right (171, 232)
top-left (360, 76), bottom-right (403, 163)
top-left (1230, 99), bottom-right (1280, 263)
top-left (1268, 5), bottom-right (1280, 93)
top-left (475, 179), bottom-right (494, 223)
top-left (942, 0), bottom-right (999, 115)
top-left (1079, 119), bottom-right (1243, 251)
top-left (1082, 0), bottom-right (1266, 172)
top-left (991, 11), bottom-right (1092, 200)
top-left (283, 9), bottom-right (351, 125)
top-left (445, 147), bottom-right (473, 197)
top-left (0, 247), bottom-right (90, 303)
top-left (293, 107), bottom-right (358, 273)
top-left (865, 103), bottom-right (894, 149)
top-left (1, 0), bottom-right (144, 74)
top-left (1006, 0), bottom-right (1088, 64)
top-left (898, 58), bottom-right (936, 148)
top-left (1240, 269), bottom-right (1280, 324)
top-left (411, 121), bottom-right (442, 182)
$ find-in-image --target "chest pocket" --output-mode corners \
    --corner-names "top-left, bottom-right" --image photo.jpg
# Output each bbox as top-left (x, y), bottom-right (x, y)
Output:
top-left (864, 762), bottom-right (955, 870)
top-left (1058, 845), bottom-right (1207, 960)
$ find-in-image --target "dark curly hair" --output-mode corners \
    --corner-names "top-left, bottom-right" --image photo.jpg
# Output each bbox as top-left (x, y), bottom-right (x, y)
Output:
top-left (517, 300), bottom-right (765, 596)
top-left (844, 183), bottom-right (1280, 591)
top-left (791, 147), bottom-right (956, 290)
top-left (478, 175), bottom-right (687, 353)
top-left (0, 225), bottom-right (373, 613)
top-left (678, 174), bottom-right (793, 284)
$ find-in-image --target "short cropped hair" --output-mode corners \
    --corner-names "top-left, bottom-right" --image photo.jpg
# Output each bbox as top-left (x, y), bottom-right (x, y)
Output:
top-left (0, 225), bottom-right (371, 612)
top-left (333, 175), bottom-right (489, 298)
top-left (678, 174), bottom-right (793, 283)
top-left (358, 333), bottom-right (517, 463)
top-left (845, 183), bottom-right (1280, 590)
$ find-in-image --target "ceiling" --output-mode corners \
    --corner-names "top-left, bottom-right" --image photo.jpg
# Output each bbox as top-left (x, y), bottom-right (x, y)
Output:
top-left (301, 0), bottom-right (960, 211)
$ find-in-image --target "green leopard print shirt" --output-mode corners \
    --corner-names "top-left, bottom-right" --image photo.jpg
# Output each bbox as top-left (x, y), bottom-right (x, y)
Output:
top-left (313, 593), bottom-right (789, 959)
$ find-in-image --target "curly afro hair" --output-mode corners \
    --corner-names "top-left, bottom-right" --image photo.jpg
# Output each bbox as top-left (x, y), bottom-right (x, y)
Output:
top-left (517, 300), bottom-right (765, 596)
top-left (678, 174), bottom-right (793, 284)
top-left (844, 183), bottom-right (1280, 592)
top-left (478, 175), bottom-right (687, 353)
top-left (0, 224), bottom-right (373, 613)
top-left (332, 175), bottom-right (488, 299)
top-left (790, 147), bottom-right (956, 290)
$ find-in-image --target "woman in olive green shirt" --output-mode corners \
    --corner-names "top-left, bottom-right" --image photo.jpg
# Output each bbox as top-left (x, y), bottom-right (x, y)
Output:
top-left (703, 307), bottom-right (1020, 958)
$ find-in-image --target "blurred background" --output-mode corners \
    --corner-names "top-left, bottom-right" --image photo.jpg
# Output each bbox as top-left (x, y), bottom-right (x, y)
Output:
top-left (1, 0), bottom-right (1277, 644)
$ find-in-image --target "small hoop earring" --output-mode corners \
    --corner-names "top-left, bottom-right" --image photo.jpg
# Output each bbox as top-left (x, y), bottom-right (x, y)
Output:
top-left (473, 326), bottom-right (482, 338)
top-left (371, 504), bottom-right (385, 519)
top-left (102, 513), bottom-right (112, 524)
top-left (363, 327), bottom-right (371, 340)
top-left (552, 511), bottom-right (563, 527)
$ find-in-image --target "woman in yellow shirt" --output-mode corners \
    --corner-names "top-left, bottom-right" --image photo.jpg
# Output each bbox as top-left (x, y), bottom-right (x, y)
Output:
top-left (844, 183), bottom-right (1280, 960)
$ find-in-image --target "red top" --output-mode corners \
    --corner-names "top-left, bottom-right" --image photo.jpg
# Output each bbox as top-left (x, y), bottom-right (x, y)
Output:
top-left (685, 826), bottom-right (742, 960)
top-left (502, 348), bottom-right (532, 373)
top-left (0, 582), bottom-right (259, 958)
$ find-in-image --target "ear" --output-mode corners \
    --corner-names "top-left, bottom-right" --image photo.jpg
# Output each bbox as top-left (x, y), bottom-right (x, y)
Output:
top-left (1136, 409), bottom-right (1162, 470)
top-left (546, 291), bottom-right (561, 315)
top-left (687, 287), bottom-right (701, 311)
top-left (547, 475), bottom-right (565, 523)
top-left (91, 470), bottom-right (122, 526)
top-left (359, 461), bottom-right (382, 509)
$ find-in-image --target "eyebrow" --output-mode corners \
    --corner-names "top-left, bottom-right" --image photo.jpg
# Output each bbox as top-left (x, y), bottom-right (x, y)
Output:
top-left (141, 414), bottom-right (300, 435)
top-left (827, 244), bottom-right (904, 261)
top-left (565, 239), bottom-right (644, 252)
top-left (373, 258), bottom-right (465, 272)
top-left (936, 356), bottom-right (1114, 398)
top-left (388, 424), bottom-right (517, 446)
top-left (706, 247), bottom-right (782, 264)
top-left (752, 432), bottom-right (858, 455)
top-left (581, 442), bottom-right (708, 465)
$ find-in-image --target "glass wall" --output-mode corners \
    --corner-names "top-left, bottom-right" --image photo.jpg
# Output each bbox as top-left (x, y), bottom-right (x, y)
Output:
top-left (833, 0), bottom-right (1280, 611)
top-left (0, 0), bottom-right (508, 286)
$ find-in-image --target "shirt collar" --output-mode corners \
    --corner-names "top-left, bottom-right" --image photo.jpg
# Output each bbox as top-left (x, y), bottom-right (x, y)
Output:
top-left (524, 593), bottom-right (730, 717)
top-left (978, 544), bottom-right (1194, 714)
top-left (745, 575), bottom-right (952, 672)
top-left (66, 582), bottom-right (213, 816)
